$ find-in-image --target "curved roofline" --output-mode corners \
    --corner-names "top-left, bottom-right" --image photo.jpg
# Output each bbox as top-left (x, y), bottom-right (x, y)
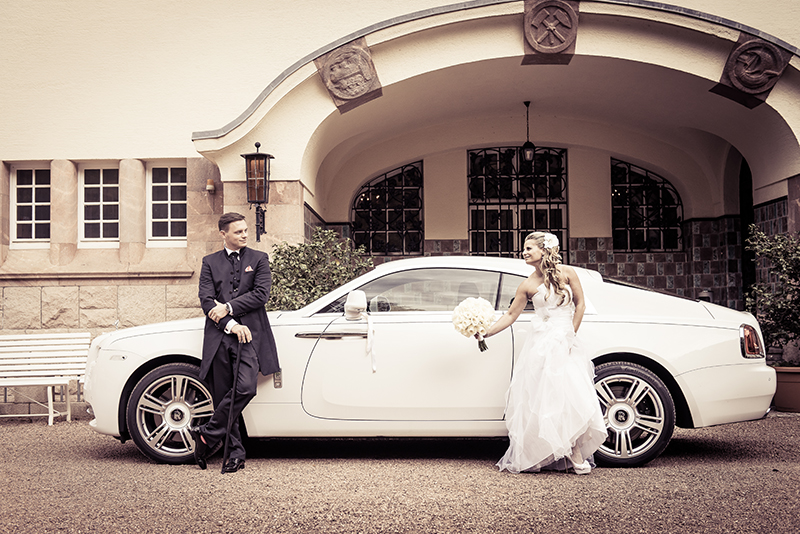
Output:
top-left (191, 0), bottom-right (799, 141)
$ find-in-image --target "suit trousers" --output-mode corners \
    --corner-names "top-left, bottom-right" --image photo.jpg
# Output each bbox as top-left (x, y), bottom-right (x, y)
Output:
top-left (200, 333), bottom-right (259, 461)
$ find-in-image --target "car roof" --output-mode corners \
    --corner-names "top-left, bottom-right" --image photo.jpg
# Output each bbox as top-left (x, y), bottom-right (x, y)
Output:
top-left (370, 255), bottom-right (603, 281)
top-left (372, 255), bottom-right (531, 275)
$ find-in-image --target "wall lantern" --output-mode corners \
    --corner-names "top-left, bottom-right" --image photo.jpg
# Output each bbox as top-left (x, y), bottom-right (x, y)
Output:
top-left (521, 101), bottom-right (536, 163)
top-left (241, 142), bottom-right (274, 242)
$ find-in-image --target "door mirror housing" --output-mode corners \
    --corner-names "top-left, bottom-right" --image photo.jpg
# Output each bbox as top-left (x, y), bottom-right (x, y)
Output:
top-left (344, 290), bottom-right (367, 321)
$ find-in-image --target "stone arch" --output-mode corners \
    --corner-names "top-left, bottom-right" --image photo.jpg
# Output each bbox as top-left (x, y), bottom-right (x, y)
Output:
top-left (191, 1), bottom-right (800, 244)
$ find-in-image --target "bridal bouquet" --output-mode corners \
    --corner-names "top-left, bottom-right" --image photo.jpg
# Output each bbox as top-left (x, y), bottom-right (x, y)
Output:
top-left (452, 297), bottom-right (495, 352)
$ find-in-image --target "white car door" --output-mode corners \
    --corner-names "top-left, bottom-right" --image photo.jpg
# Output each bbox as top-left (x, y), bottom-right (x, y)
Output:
top-left (301, 268), bottom-right (515, 421)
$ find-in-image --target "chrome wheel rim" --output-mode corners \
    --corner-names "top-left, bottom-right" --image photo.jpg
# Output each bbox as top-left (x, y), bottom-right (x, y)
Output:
top-left (595, 373), bottom-right (666, 461)
top-left (133, 374), bottom-right (214, 459)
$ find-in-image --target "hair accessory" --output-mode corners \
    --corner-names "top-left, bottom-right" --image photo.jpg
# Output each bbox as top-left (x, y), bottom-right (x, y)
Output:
top-left (542, 233), bottom-right (559, 250)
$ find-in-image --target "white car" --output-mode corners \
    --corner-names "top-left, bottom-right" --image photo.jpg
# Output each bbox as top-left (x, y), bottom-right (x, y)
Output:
top-left (83, 256), bottom-right (775, 467)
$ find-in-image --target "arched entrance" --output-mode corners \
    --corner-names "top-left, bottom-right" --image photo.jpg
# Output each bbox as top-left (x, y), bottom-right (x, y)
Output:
top-left (192, 0), bottom-right (800, 308)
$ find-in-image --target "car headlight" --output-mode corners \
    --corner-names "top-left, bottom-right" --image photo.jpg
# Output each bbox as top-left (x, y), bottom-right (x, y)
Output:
top-left (739, 324), bottom-right (765, 359)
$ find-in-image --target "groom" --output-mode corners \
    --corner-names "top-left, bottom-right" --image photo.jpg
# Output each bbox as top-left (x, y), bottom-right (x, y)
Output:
top-left (190, 212), bottom-right (280, 473)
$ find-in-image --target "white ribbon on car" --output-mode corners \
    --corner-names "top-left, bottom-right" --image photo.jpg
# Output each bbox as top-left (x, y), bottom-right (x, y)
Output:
top-left (362, 311), bottom-right (377, 373)
top-left (344, 290), bottom-right (377, 372)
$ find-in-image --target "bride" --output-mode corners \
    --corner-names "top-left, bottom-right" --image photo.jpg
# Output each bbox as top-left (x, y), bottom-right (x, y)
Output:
top-left (483, 232), bottom-right (607, 474)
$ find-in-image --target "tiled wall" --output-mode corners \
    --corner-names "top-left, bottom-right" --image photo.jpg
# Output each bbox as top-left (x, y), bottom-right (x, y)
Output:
top-left (569, 216), bottom-right (745, 310)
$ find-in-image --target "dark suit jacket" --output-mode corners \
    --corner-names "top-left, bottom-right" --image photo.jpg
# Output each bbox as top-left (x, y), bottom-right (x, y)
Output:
top-left (198, 247), bottom-right (280, 381)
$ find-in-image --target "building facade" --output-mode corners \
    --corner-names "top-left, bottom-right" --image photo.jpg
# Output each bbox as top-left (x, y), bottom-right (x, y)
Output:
top-left (2, 0), bottom-right (800, 339)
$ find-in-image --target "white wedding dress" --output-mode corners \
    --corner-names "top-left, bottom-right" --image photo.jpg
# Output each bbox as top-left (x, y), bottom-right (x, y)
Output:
top-left (497, 283), bottom-right (607, 474)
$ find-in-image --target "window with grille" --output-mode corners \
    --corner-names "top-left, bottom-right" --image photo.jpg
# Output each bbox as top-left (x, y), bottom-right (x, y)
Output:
top-left (81, 167), bottom-right (119, 241)
top-left (611, 159), bottom-right (683, 251)
top-left (468, 147), bottom-right (568, 257)
top-left (352, 161), bottom-right (423, 255)
top-left (12, 167), bottom-right (50, 243)
top-left (149, 166), bottom-right (187, 240)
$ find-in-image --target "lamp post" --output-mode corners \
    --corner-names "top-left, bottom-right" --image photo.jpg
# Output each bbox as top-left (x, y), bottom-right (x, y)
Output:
top-left (521, 101), bottom-right (536, 163)
top-left (241, 142), bottom-right (273, 242)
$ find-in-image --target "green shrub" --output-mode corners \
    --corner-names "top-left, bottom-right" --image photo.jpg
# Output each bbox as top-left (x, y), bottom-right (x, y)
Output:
top-left (745, 224), bottom-right (800, 348)
top-left (267, 228), bottom-right (374, 311)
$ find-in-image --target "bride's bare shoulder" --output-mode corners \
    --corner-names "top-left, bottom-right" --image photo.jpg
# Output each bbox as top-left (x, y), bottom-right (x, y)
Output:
top-left (520, 273), bottom-right (542, 298)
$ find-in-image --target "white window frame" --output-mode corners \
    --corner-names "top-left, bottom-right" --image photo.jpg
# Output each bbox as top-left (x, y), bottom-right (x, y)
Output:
top-left (9, 163), bottom-right (51, 250)
top-left (146, 160), bottom-right (188, 248)
top-left (78, 162), bottom-right (120, 249)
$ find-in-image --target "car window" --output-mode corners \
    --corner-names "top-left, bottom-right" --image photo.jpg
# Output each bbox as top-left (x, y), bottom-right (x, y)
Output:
top-left (499, 274), bottom-right (534, 310)
top-left (318, 268), bottom-right (501, 313)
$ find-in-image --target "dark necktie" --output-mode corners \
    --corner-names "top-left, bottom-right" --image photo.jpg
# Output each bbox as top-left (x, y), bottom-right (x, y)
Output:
top-left (229, 251), bottom-right (240, 291)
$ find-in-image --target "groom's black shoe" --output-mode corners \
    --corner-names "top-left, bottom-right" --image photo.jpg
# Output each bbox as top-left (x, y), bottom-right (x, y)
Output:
top-left (189, 427), bottom-right (208, 470)
top-left (221, 458), bottom-right (245, 473)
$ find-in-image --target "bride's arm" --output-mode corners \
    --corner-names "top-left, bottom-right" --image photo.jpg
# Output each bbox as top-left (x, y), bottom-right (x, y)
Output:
top-left (562, 265), bottom-right (586, 332)
top-left (484, 284), bottom-right (529, 339)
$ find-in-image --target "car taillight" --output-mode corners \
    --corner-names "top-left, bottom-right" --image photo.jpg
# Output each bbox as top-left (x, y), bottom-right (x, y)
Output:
top-left (739, 324), bottom-right (765, 359)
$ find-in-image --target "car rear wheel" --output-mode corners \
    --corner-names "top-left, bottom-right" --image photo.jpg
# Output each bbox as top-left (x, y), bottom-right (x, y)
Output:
top-left (593, 362), bottom-right (676, 467)
top-left (126, 363), bottom-right (215, 464)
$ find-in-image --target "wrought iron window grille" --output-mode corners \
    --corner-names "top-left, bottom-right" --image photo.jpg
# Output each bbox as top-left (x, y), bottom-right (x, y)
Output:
top-left (611, 159), bottom-right (683, 252)
top-left (468, 146), bottom-right (569, 258)
top-left (351, 161), bottom-right (424, 256)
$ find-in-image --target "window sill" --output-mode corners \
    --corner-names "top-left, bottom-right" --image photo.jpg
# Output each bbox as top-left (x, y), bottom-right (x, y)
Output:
top-left (0, 270), bottom-right (194, 281)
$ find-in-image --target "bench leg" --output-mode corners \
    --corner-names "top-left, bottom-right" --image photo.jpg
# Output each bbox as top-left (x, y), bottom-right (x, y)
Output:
top-left (46, 385), bottom-right (54, 426)
top-left (66, 385), bottom-right (72, 422)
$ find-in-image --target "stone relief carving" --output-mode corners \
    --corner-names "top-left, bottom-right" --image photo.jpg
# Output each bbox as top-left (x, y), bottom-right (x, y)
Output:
top-left (522, 0), bottom-right (579, 65)
top-left (727, 39), bottom-right (787, 94)
top-left (712, 34), bottom-right (791, 108)
top-left (315, 38), bottom-right (382, 113)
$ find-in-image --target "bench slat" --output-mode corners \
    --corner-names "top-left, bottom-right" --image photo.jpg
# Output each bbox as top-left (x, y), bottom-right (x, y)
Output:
top-left (0, 364), bottom-right (87, 374)
top-left (0, 377), bottom-right (74, 386)
top-left (0, 333), bottom-right (91, 340)
top-left (1, 371), bottom-right (86, 378)
top-left (0, 353), bottom-right (86, 365)
top-left (0, 343), bottom-right (91, 351)
top-left (0, 351), bottom-right (91, 360)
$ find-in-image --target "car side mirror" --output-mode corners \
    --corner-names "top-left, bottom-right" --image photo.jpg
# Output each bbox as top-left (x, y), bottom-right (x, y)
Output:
top-left (344, 290), bottom-right (367, 321)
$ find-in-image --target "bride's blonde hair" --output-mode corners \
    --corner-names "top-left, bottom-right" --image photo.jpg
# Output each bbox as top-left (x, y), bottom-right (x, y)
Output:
top-left (525, 232), bottom-right (568, 305)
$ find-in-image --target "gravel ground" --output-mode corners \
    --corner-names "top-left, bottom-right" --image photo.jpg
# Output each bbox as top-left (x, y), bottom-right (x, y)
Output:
top-left (1, 413), bottom-right (799, 534)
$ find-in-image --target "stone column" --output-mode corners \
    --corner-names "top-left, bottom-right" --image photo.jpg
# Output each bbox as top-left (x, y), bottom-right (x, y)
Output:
top-left (263, 181), bottom-right (305, 251)
top-left (119, 159), bottom-right (146, 264)
top-left (187, 157), bottom-right (223, 262)
top-left (789, 175), bottom-right (800, 234)
top-left (222, 180), bottom-right (305, 253)
top-left (49, 160), bottom-right (78, 265)
top-left (0, 162), bottom-right (9, 264)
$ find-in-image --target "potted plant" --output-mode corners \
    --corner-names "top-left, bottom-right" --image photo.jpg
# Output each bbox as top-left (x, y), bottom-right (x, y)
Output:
top-left (746, 224), bottom-right (800, 412)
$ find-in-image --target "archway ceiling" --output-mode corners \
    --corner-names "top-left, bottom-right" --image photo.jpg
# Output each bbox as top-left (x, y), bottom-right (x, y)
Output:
top-left (316, 54), bottom-right (798, 185)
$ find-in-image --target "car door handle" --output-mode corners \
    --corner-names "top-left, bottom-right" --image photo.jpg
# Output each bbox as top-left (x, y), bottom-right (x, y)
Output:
top-left (295, 332), bottom-right (368, 340)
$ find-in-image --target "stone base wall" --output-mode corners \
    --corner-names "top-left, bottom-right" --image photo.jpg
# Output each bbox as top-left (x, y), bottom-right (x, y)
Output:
top-left (0, 282), bottom-right (203, 339)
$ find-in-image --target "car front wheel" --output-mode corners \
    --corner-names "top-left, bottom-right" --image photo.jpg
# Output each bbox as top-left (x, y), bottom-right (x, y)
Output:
top-left (593, 361), bottom-right (676, 467)
top-left (126, 363), bottom-right (215, 464)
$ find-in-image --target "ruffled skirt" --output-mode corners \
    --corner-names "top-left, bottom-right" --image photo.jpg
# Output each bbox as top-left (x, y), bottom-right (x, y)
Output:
top-left (497, 312), bottom-right (607, 474)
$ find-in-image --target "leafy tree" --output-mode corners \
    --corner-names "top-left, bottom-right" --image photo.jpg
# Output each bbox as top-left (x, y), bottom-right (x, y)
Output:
top-left (267, 228), bottom-right (373, 311)
top-left (745, 224), bottom-right (800, 348)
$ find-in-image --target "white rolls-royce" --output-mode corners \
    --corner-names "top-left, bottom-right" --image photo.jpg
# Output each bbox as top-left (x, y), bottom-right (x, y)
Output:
top-left (83, 256), bottom-right (775, 467)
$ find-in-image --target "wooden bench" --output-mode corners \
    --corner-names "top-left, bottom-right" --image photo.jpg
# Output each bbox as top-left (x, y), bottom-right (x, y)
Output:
top-left (0, 332), bottom-right (92, 425)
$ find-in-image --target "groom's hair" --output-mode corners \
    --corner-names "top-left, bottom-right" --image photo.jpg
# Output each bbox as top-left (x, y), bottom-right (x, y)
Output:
top-left (218, 212), bottom-right (246, 231)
